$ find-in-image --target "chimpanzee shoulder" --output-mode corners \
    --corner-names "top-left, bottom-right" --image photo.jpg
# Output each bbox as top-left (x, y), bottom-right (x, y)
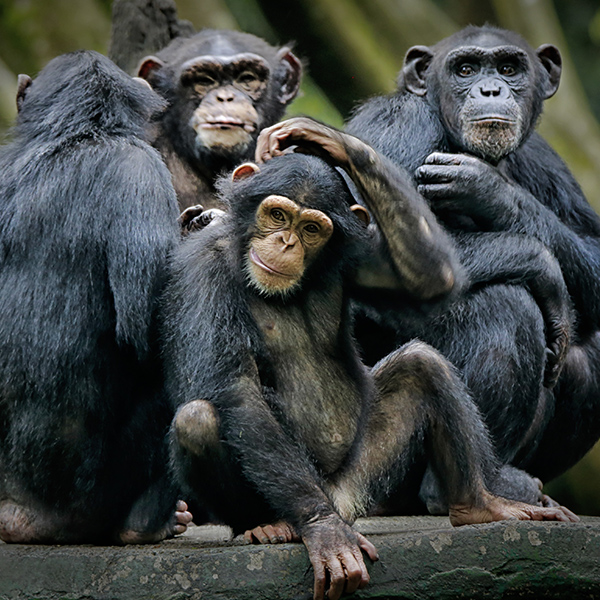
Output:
top-left (347, 91), bottom-right (447, 174)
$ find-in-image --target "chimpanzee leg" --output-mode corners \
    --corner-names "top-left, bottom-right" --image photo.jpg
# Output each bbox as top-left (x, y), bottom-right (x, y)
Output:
top-left (524, 332), bottom-right (600, 481)
top-left (404, 285), bottom-right (550, 466)
top-left (325, 340), bottom-right (495, 522)
top-left (171, 399), bottom-right (276, 534)
top-left (118, 475), bottom-right (192, 544)
top-left (0, 498), bottom-right (82, 544)
top-left (326, 341), bottom-right (576, 524)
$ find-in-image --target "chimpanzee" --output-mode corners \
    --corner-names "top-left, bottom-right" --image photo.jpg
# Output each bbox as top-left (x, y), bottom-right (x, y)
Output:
top-left (0, 51), bottom-right (192, 544)
top-left (137, 29), bottom-right (302, 211)
top-left (255, 116), bottom-right (575, 510)
top-left (163, 152), bottom-right (576, 600)
top-left (341, 25), bottom-right (600, 484)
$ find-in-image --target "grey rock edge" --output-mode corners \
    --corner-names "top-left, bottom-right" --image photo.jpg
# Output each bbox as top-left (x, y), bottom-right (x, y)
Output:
top-left (1, 516), bottom-right (599, 599)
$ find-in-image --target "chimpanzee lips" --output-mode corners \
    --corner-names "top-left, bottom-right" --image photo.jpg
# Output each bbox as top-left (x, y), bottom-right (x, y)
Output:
top-left (201, 118), bottom-right (256, 133)
top-left (249, 248), bottom-right (299, 278)
top-left (468, 116), bottom-right (516, 125)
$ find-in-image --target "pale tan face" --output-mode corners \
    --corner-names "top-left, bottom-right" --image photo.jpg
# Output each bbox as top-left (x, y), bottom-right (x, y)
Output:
top-left (247, 195), bottom-right (334, 295)
top-left (182, 54), bottom-right (270, 151)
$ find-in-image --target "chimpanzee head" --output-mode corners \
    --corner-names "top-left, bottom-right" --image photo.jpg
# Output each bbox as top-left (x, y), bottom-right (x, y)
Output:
top-left (15, 51), bottom-right (165, 142)
top-left (219, 153), bottom-right (369, 297)
top-left (138, 30), bottom-right (302, 174)
top-left (399, 26), bottom-right (561, 163)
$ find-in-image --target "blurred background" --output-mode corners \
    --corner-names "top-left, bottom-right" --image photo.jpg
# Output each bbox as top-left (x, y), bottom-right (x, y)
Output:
top-left (0, 0), bottom-right (599, 514)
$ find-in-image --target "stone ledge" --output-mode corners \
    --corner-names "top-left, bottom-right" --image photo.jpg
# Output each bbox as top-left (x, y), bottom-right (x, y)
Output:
top-left (1, 516), bottom-right (599, 599)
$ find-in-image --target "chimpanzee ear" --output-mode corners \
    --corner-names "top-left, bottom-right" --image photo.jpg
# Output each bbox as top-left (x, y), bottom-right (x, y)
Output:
top-left (536, 44), bottom-right (562, 99)
top-left (132, 77), bottom-right (153, 91)
top-left (350, 204), bottom-right (370, 226)
top-left (232, 163), bottom-right (261, 181)
top-left (401, 46), bottom-right (433, 96)
top-left (16, 74), bottom-right (32, 112)
top-left (137, 56), bottom-right (166, 84)
top-left (275, 48), bottom-right (302, 105)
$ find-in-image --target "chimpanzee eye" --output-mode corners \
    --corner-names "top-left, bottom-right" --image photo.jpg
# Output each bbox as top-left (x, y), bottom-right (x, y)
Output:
top-left (457, 63), bottom-right (476, 77)
top-left (238, 71), bottom-right (258, 85)
top-left (236, 71), bottom-right (262, 92)
top-left (194, 74), bottom-right (217, 87)
top-left (499, 64), bottom-right (516, 76)
top-left (304, 223), bottom-right (320, 234)
top-left (271, 209), bottom-right (285, 222)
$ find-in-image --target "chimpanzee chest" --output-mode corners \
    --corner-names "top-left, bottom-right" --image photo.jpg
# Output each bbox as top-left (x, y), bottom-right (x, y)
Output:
top-left (250, 297), bottom-right (363, 474)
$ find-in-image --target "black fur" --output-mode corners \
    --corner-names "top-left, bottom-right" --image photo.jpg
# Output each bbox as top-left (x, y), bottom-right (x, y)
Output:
top-left (141, 29), bottom-right (302, 210)
top-left (162, 153), bottom-right (529, 535)
top-left (347, 25), bottom-right (600, 482)
top-left (0, 51), bottom-right (180, 543)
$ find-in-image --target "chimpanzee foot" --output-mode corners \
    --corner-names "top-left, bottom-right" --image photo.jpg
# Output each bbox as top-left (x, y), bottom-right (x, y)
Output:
top-left (0, 500), bottom-right (68, 543)
top-left (449, 491), bottom-right (579, 526)
top-left (244, 520), bottom-right (300, 544)
top-left (118, 500), bottom-right (193, 544)
top-left (528, 476), bottom-right (561, 508)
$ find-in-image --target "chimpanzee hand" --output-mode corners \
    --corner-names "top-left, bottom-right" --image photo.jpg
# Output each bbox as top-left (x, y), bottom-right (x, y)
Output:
top-left (178, 205), bottom-right (226, 236)
top-left (300, 513), bottom-right (378, 600)
top-left (256, 117), bottom-right (352, 167)
top-left (416, 153), bottom-right (520, 229)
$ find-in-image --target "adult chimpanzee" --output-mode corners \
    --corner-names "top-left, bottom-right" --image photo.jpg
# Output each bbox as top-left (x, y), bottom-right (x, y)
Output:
top-left (0, 51), bottom-right (192, 544)
top-left (137, 29), bottom-right (302, 211)
top-left (341, 25), bottom-right (600, 485)
top-left (163, 152), bottom-right (576, 600)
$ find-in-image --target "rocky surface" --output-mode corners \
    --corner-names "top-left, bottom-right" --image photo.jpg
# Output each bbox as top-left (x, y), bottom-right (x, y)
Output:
top-left (1, 516), bottom-right (599, 599)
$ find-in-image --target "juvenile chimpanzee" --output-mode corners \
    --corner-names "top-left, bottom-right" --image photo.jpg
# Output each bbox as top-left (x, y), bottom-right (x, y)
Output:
top-left (0, 51), bottom-right (192, 544)
top-left (256, 116), bottom-right (573, 509)
top-left (343, 25), bottom-right (600, 484)
top-left (137, 29), bottom-right (302, 211)
top-left (163, 153), bottom-right (576, 600)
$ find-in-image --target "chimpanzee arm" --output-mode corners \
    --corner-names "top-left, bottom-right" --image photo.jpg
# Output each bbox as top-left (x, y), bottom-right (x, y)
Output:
top-left (163, 228), bottom-right (377, 600)
top-left (214, 371), bottom-right (378, 600)
top-left (104, 142), bottom-right (179, 358)
top-left (416, 152), bottom-right (600, 329)
top-left (256, 117), bottom-right (464, 301)
top-left (456, 232), bottom-right (573, 387)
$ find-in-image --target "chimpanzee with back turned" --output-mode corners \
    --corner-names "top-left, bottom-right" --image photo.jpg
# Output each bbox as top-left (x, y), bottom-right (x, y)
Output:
top-left (339, 25), bottom-right (600, 488)
top-left (137, 29), bottom-right (302, 212)
top-left (0, 51), bottom-right (192, 544)
top-left (163, 148), bottom-right (576, 600)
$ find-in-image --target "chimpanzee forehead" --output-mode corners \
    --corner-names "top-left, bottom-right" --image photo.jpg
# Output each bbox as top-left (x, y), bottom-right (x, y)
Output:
top-left (445, 45), bottom-right (530, 64)
top-left (179, 53), bottom-right (271, 77)
top-left (177, 32), bottom-right (278, 62)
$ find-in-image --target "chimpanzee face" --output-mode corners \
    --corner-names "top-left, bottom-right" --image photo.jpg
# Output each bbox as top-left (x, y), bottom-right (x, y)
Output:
top-left (402, 28), bottom-right (561, 163)
top-left (138, 32), bottom-right (302, 172)
top-left (179, 53), bottom-right (271, 154)
top-left (439, 42), bottom-right (532, 162)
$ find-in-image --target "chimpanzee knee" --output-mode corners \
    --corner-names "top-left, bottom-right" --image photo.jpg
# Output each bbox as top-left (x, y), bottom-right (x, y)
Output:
top-left (173, 399), bottom-right (220, 456)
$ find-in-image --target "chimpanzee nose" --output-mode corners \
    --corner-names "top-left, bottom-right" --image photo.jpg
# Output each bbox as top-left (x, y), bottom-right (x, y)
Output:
top-left (477, 78), bottom-right (507, 98)
top-left (216, 89), bottom-right (235, 102)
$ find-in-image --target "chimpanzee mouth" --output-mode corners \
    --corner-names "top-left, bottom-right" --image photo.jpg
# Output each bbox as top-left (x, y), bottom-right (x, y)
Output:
top-left (249, 248), bottom-right (298, 278)
top-left (469, 116), bottom-right (516, 126)
top-left (201, 118), bottom-right (256, 133)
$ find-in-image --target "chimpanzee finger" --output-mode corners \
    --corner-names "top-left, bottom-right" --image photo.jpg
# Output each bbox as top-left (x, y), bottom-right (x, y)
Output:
top-left (415, 164), bottom-right (457, 184)
top-left (424, 152), bottom-right (465, 165)
top-left (355, 532), bottom-right (379, 562)
top-left (558, 505), bottom-right (580, 522)
top-left (341, 551), bottom-right (367, 595)
top-left (255, 124), bottom-right (284, 162)
top-left (312, 563), bottom-right (327, 600)
top-left (325, 559), bottom-right (346, 600)
top-left (417, 183), bottom-right (459, 200)
top-left (177, 204), bottom-right (204, 228)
